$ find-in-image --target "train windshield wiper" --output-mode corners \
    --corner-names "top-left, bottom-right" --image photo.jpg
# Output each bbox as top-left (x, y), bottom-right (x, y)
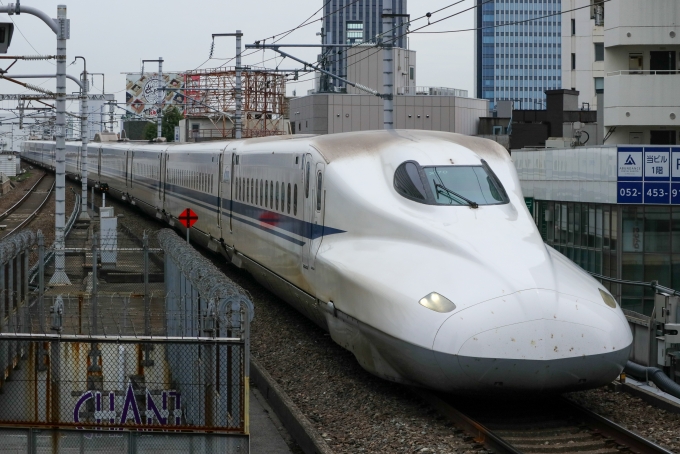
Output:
top-left (433, 181), bottom-right (479, 209)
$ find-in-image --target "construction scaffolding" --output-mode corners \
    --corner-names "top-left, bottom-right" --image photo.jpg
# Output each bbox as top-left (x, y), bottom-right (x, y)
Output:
top-left (184, 68), bottom-right (288, 139)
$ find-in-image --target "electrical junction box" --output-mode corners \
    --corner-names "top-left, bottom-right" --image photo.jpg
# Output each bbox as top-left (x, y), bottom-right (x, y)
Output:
top-left (99, 206), bottom-right (117, 267)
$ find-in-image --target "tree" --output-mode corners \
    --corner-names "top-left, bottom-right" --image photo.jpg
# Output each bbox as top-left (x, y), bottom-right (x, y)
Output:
top-left (143, 122), bottom-right (157, 141)
top-left (144, 106), bottom-right (184, 141)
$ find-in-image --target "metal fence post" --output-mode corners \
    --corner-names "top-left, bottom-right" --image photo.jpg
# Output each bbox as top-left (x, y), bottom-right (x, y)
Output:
top-left (92, 234), bottom-right (98, 335)
top-left (142, 232), bottom-right (152, 366)
top-left (89, 234), bottom-right (101, 373)
top-left (38, 232), bottom-right (45, 330)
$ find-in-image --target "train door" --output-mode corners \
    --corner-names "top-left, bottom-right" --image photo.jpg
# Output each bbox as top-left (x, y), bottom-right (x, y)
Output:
top-left (157, 152), bottom-right (164, 208)
top-left (97, 146), bottom-right (102, 180)
top-left (217, 153), bottom-right (223, 230)
top-left (302, 154), bottom-right (325, 270)
top-left (124, 150), bottom-right (129, 187)
top-left (128, 150), bottom-right (134, 190)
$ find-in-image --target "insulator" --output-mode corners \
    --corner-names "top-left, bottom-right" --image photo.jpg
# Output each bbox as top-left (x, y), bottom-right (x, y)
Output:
top-left (23, 55), bottom-right (54, 60)
top-left (209, 41), bottom-right (215, 59)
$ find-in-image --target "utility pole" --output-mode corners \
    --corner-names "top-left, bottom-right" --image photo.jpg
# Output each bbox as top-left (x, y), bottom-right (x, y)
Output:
top-left (212, 33), bottom-right (243, 139)
top-left (381, 7), bottom-right (394, 130)
top-left (74, 56), bottom-right (89, 221)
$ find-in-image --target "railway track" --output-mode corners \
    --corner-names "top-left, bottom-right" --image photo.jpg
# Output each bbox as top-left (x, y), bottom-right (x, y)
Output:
top-left (418, 391), bottom-right (674, 454)
top-left (0, 173), bottom-right (55, 240)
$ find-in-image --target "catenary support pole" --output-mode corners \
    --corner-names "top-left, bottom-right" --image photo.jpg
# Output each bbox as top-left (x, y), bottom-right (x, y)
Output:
top-left (75, 56), bottom-right (89, 221)
top-left (382, 6), bottom-right (394, 130)
top-left (157, 57), bottom-right (163, 139)
top-left (50, 4), bottom-right (71, 285)
top-left (235, 31), bottom-right (242, 139)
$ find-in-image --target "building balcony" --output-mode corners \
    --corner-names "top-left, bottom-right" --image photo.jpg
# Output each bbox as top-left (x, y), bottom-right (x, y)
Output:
top-left (603, 72), bottom-right (680, 127)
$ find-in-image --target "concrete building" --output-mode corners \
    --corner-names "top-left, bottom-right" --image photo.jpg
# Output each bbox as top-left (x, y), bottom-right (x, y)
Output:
top-left (561, 0), bottom-right (680, 145)
top-left (475, 0), bottom-right (563, 110)
top-left (478, 90), bottom-right (601, 150)
top-left (294, 45), bottom-right (485, 136)
top-left (604, 0), bottom-right (680, 145)
top-left (321, 0), bottom-right (408, 91)
top-left (561, 0), bottom-right (605, 111)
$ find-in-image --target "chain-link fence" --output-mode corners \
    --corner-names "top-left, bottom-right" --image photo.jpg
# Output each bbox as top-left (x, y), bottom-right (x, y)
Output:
top-left (0, 227), bottom-right (253, 453)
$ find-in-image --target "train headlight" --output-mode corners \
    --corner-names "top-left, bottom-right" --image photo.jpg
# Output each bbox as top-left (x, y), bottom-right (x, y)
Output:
top-left (598, 289), bottom-right (617, 308)
top-left (419, 292), bottom-right (456, 313)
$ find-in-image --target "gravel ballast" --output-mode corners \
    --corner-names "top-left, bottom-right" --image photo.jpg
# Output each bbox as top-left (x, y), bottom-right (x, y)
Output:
top-left (568, 387), bottom-right (680, 452)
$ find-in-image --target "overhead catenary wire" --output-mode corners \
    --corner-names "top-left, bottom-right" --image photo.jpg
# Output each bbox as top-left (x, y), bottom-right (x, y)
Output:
top-left (412, 0), bottom-right (611, 34)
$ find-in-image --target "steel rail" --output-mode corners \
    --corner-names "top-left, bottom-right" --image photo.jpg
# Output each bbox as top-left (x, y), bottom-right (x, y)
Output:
top-left (416, 390), bottom-right (672, 454)
top-left (0, 172), bottom-right (47, 221)
top-left (414, 390), bottom-right (521, 454)
top-left (1, 176), bottom-right (55, 239)
top-left (561, 397), bottom-right (674, 454)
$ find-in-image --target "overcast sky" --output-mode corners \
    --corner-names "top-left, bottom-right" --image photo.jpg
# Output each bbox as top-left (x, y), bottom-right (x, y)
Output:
top-left (0, 0), bottom-right (475, 116)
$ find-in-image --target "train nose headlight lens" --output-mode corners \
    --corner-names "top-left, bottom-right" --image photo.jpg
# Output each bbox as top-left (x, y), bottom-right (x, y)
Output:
top-left (599, 289), bottom-right (617, 308)
top-left (419, 292), bottom-right (456, 313)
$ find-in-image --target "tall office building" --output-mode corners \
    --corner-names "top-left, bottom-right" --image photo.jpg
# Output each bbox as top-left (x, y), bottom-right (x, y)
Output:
top-left (475, 0), bottom-right (563, 110)
top-left (321, 0), bottom-right (408, 90)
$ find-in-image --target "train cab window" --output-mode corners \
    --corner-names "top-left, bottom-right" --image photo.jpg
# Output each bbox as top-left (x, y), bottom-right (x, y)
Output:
top-left (394, 160), bottom-right (509, 206)
top-left (394, 161), bottom-right (428, 201)
top-left (287, 183), bottom-right (291, 214)
top-left (275, 182), bottom-right (280, 210)
top-left (294, 184), bottom-right (298, 216)
top-left (316, 172), bottom-right (323, 211)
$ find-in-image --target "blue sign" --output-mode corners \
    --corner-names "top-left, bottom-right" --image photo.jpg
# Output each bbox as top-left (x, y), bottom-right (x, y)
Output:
top-left (644, 182), bottom-right (671, 204)
top-left (672, 183), bottom-right (680, 205)
top-left (617, 146), bottom-right (680, 204)
top-left (617, 182), bottom-right (643, 204)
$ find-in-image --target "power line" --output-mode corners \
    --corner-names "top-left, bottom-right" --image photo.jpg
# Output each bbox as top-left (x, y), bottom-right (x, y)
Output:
top-left (413, 0), bottom-right (610, 34)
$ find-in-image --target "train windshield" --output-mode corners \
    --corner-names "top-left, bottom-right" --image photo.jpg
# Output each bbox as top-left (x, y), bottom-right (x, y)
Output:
top-left (394, 161), bottom-right (509, 206)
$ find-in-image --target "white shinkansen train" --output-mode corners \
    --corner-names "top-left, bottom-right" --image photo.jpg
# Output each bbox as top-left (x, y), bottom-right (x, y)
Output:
top-left (22, 130), bottom-right (632, 394)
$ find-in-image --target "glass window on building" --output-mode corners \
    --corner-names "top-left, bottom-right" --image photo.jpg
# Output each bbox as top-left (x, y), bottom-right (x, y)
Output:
top-left (594, 43), bottom-right (604, 62)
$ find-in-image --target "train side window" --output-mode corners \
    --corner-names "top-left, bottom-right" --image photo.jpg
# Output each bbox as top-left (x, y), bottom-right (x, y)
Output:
top-left (316, 172), bottom-right (323, 211)
top-left (255, 179), bottom-right (259, 205)
top-left (247, 178), bottom-right (250, 203)
top-left (265, 180), bottom-right (269, 208)
top-left (251, 179), bottom-right (254, 204)
top-left (294, 184), bottom-right (298, 216)
top-left (270, 181), bottom-right (273, 208)
top-left (287, 183), bottom-right (291, 214)
top-left (260, 180), bottom-right (264, 206)
top-left (305, 162), bottom-right (310, 198)
top-left (281, 182), bottom-right (286, 212)
top-left (276, 182), bottom-right (280, 210)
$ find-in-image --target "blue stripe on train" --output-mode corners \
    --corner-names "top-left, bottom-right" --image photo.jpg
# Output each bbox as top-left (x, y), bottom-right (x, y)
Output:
top-left (97, 164), bottom-right (345, 243)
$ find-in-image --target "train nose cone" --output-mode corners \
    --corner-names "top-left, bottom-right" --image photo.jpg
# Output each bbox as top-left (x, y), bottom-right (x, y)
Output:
top-left (432, 289), bottom-right (632, 392)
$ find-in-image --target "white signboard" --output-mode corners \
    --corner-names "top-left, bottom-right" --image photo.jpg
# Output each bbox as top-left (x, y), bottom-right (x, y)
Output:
top-left (673, 150), bottom-right (680, 179)
top-left (644, 150), bottom-right (670, 179)
top-left (618, 151), bottom-right (642, 179)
